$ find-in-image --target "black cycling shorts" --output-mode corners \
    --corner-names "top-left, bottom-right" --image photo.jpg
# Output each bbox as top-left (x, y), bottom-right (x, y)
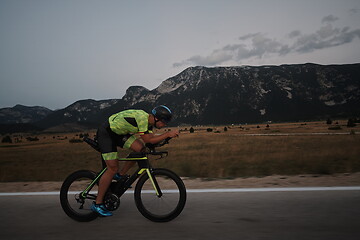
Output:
top-left (96, 121), bottom-right (134, 160)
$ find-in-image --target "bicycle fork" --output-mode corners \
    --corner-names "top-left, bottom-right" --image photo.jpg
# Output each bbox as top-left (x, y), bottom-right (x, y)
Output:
top-left (138, 168), bottom-right (163, 198)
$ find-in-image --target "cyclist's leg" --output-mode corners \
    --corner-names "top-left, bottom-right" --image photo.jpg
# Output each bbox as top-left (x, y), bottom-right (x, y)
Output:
top-left (96, 159), bottom-right (118, 205)
top-left (129, 138), bottom-right (145, 152)
top-left (95, 122), bottom-right (119, 205)
top-left (119, 138), bottom-right (145, 175)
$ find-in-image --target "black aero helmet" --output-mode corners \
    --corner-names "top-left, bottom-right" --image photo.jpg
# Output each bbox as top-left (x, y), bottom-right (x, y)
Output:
top-left (151, 105), bottom-right (172, 123)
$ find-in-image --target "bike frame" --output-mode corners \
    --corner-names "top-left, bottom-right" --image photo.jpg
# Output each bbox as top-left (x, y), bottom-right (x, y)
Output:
top-left (80, 154), bottom-right (163, 200)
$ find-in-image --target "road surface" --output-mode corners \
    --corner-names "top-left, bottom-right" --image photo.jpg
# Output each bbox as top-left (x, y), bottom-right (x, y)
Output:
top-left (1, 188), bottom-right (359, 240)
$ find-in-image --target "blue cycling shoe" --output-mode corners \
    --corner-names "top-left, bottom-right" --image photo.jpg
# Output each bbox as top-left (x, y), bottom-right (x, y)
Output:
top-left (91, 203), bottom-right (113, 217)
top-left (113, 173), bottom-right (123, 181)
top-left (113, 174), bottom-right (131, 186)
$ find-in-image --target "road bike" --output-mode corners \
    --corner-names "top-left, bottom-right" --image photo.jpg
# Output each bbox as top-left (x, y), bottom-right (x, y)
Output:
top-left (60, 137), bottom-right (186, 222)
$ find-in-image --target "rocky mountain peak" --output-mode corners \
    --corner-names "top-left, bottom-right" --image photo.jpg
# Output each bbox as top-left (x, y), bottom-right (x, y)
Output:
top-left (0, 63), bottom-right (359, 133)
top-left (0, 105), bottom-right (53, 124)
top-left (122, 86), bottom-right (154, 105)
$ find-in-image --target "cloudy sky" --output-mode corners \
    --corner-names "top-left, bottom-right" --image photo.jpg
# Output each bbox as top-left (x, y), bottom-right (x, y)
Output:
top-left (1, 0), bottom-right (359, 110)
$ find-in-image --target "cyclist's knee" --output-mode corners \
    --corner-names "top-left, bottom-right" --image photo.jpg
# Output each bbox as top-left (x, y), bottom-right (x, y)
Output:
top-left (105, 160), bottom-right (119, 173)
top-left (107, 165), bottom-right (119, 174)
top-left (131, 139), bottom-right (145, 152)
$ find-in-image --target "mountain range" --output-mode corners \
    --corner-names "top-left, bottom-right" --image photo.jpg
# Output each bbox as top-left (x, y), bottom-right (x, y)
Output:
top-left (1, 63), bottom-right (359, 134)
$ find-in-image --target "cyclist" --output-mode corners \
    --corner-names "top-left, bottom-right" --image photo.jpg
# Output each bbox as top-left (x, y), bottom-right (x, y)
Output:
top-left (92, 105), bottom-right (179, 216)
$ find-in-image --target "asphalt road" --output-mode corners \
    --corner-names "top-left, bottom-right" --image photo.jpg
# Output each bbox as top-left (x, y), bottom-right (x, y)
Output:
top-left (1, 189), bottom-right (360, 240)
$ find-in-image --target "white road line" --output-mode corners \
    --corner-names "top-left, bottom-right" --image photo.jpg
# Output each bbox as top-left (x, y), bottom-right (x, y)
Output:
top-left (186, 186), bottom-right (360, 192)
top-left (0, 186), bottom-right (359, 196)
top-left (235, 132), bottom-right (360, 136)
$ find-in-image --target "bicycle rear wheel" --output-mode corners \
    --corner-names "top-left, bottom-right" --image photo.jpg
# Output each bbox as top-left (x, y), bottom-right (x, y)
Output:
top-left (134, 168), bottom-right (186, 222)
top-left (60, 170), bottom-right (99, 222)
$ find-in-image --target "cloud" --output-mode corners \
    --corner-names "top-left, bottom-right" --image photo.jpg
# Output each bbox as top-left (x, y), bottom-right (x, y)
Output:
top-left (239, 32), bottom-right (261, 40)
top-left (349, 8), bottom-right (360, 14)
top-left (294, 25), bottom-right (360, 53)
top-left (173, 33), bottom-right (288, 67)
top-left (321, 14), bottom-right (339, 23)
top-left (173, 15), bottom-right (360, 67)
top-left (173, 50), bottom-right (233, 67)
top-left (288, 30), bottom-right (302, 38)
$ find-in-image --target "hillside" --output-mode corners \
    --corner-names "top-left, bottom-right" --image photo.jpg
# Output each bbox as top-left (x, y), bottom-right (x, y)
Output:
top-left (0, 63), bottom-right (359, 133)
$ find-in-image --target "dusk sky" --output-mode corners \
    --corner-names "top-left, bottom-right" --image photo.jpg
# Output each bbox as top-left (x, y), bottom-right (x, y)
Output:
top-left (1, 0), bottom-right (359, 110)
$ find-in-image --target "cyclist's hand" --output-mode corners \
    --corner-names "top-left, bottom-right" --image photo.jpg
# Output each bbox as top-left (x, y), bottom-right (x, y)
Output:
top-left (167, 130), bottom-right (179, 138)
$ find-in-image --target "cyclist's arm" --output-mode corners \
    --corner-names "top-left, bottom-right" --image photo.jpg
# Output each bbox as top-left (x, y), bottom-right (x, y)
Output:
top-left (140, 130), bottom-right (179, 144)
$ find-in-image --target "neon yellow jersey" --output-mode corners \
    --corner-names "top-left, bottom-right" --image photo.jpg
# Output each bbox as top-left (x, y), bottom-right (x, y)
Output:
top-left (108, 109), bottom-right (153, 136)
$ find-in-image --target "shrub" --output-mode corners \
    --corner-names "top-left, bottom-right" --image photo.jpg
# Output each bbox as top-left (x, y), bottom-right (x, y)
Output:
top-left (79, 133), bottom-right (89, 138)
top-left (190, 127), bottom-right (195, 133)
top-left (347, 118), bottom-right (357, 127)
top-left (69, 138), bottom-right (83, 143)
top-left (26, 137), bottom-right (39, 141)
top-left (2, 135), bottom-right (12, 143)
top-left (207, 128), bottom-right (213, 132)
top-left (328, 125), bottom-right (342, 130)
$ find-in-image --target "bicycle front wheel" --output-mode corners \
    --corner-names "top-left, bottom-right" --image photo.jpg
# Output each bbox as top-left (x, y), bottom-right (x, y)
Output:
top-left (134, 168), bottom-right (186, 222)
top-left (60, 170), bottom-right (99, 222)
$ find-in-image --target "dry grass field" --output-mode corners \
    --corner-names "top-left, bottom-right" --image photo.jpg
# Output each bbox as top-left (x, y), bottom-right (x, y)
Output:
top-left (0, 120), bottom-right (359, 182)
